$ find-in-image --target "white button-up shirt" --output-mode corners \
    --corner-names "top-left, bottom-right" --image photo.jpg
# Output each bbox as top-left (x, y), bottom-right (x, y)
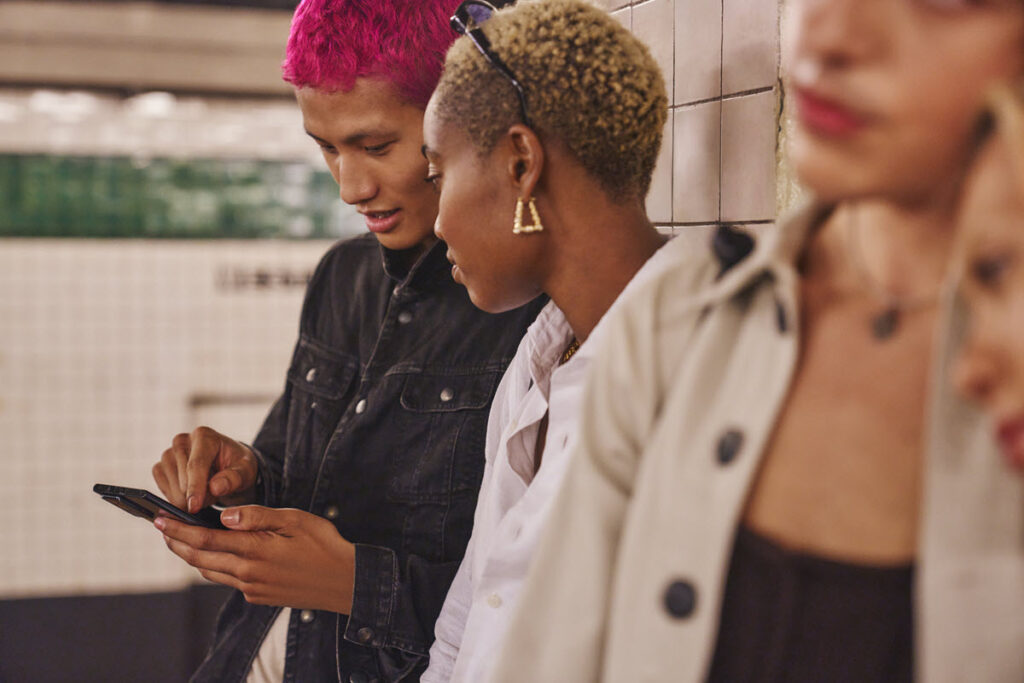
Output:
top-left (422, 242), bottom-right (678, 683)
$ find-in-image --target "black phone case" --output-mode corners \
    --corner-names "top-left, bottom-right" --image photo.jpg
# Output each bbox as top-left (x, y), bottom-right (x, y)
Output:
top-left (93, 483), bottom-right (227, 529)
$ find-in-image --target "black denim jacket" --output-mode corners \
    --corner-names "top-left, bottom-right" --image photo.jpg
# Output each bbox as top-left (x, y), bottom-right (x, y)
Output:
top-left (191, 234), bottom-right (544, 683)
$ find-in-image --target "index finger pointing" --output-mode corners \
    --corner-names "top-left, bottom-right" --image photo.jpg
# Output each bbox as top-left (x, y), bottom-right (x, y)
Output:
top-left (185, 427), bottom-right (222, 513)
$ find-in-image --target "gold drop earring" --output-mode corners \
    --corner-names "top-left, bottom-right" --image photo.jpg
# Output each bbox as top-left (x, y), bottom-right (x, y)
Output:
top-left (513, 196), bottom-right (544, 235)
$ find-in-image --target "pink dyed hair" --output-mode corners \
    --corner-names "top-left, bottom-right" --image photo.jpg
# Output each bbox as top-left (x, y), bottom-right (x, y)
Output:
top-left (282, 0), bottom-right (462, 108)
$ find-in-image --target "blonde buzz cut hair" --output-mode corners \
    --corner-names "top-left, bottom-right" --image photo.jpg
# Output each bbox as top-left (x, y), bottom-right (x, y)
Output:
top-left (434, 0), bottom-right (668, 201)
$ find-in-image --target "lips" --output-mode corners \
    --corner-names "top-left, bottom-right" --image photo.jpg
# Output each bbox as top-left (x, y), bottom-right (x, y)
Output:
top-left (995, 417), bottom-right (1024, 471)
top-left (792, 87), bottom-right (870, 138)
top-left (363, 209), bottom-right (401, 234)
top-left (445, 249), bottom-right (463, 283)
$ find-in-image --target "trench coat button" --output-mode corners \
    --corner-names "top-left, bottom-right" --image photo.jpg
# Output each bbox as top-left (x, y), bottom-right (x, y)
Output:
top-left (299, 609), bottom-right (315, 624)
top-left (356, 627), bottom-right (374, 643)
top-left (397, 310), bottom-right (413, 324)
top-left (324, 505), bottom-right (339, 520)
top-left (663, 580), bottom-right (697, 619)
top-left (305, 367), bottom-right (317, 382)
top-left (716, 429), bottom-right (744, 465)
top-left (355, 399), bottom-right (367, 414)
top-left (349, 672), bottom-right (370, 683)
top-left (439, 388), bottom-right (454, 402)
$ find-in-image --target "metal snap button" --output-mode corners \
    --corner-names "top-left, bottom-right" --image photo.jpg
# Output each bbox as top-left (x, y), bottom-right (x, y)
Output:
top-left (324, 505), bottom-right (339, 520)
top-left (356, 627), bottom-right (374, 643)
top-left (305, 367), bottom-right (317, 382)
top-left (355, 399), bottom-right (367, 414)
top-left (299, 609), bottom-right (315, 624)
top-left (397, 311), bottom-right (413, 325)
top-left (439, 388), bottom-right (454, 402)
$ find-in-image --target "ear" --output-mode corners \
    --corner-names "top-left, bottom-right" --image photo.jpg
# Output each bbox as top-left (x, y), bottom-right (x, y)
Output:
top-left (501, 124), bottom-right (545, 199)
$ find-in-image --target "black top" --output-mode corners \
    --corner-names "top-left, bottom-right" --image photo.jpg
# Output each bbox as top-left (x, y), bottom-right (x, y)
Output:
top-left (191, 235), bottom-right (545, 683)
top-left (706, 525), bottom-right (914, 683)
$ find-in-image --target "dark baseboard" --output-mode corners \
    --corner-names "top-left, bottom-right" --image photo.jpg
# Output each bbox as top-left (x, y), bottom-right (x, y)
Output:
top-left (0, 584), bottom-right (234, 683)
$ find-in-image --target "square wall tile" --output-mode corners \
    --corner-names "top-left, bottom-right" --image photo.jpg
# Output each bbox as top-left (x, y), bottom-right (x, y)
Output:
top-left (610, 7), bottom-right (631, 30)
top-left (722, 0), bottom-right (780, 94)
top-left (721, 90), bottom-right (778, 222)
top-left (646, 115), bottom-right (673, 223)
top-left (633, 0), bottom-right (673, 102)
top-left (674, 0), bottom-right (722, 105)
top-left (592, 0), bottom-right (632, 11)
top-left (673, 102), bottom-right (721, 223)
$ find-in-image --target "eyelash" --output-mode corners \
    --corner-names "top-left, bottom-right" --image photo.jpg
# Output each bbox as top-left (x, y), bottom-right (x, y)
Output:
top-left (425, 173), bottom-right (442, 190)
top-left (365, 142), bottom-right (394, 155)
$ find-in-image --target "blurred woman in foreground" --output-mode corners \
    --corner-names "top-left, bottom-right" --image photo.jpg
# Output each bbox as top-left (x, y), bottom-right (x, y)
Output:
top-left (492, 2), bottom-right (1024, 681)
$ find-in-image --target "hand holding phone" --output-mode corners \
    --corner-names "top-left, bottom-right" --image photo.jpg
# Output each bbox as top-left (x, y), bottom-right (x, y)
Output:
top-left (152, 426), bottom-right (259, 513)
top-left (93, 483), bottom-right (226, 529)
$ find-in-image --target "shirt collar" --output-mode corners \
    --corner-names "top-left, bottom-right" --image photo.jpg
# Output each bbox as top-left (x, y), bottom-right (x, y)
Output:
top-left (700, 200), bottom-right (833, 308)
top-left (380, 238), bottom-right (450, 291)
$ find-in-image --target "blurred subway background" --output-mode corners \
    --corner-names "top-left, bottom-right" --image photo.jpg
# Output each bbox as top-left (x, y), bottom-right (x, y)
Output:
top-left (0, 0), bottom-right (783, 680)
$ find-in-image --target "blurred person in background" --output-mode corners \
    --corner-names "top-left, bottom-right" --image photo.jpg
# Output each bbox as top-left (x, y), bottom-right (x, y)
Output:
top-left (148, 0), bottom-right (541, 681)
top-left (491, 1), bottom-right (1024, 682)
top-left (953, 81), bottom-right (1024, 477)
top-left (416, 1), bottom-right (671, 681)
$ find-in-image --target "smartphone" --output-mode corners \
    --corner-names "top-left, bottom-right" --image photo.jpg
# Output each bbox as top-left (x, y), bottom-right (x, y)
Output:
top-left (93, 483), bottom-right (226, 529)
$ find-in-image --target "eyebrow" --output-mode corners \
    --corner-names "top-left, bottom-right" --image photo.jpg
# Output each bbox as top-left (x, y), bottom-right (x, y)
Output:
top-left (305, 129), bottom-right (398, 146)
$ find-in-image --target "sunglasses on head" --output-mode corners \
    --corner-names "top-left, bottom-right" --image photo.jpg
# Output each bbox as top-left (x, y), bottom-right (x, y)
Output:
top-left (450, 0), bottom-right (532, 128)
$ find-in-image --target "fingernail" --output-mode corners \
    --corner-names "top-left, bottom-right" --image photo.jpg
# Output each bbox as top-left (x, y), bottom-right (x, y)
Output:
top-left (222, 509), bottom-right (239, 525)
top-left (187, 495), bottom-right (198, 513)
top-left (154, 517), bottom-right (167, 531)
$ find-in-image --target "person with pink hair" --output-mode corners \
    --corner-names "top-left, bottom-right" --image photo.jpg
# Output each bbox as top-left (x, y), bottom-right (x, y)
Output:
top-left (148, 1), bottom-right (540, 681)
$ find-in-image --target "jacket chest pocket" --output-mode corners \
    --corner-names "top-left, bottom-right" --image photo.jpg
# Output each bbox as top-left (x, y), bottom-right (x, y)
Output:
top-left (283, 337), bottom-right (357, 484)
top-left (387, 370), bottom-right (502, 504)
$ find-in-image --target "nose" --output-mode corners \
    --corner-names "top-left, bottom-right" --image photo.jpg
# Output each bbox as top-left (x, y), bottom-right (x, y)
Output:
top-left (331, 155), bottom-right (377, 206)
top-left (785, 0), bottom-right (882, 72)
top-left (952, 334), bottom-right (999, 406)
top-left (433, 214), bottom-right (444, 241)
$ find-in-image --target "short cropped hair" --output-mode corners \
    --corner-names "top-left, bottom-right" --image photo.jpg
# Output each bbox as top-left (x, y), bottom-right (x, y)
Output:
top-left (433, 0), bottom-right (668, 200)
top-left (283, 0), bottom-right (462, 108)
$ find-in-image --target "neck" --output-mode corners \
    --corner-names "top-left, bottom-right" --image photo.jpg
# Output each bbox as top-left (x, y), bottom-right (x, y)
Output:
top-left (812, 198), bottom-right (957, 302)
top-left (541, 198), bottom-right (665, 343)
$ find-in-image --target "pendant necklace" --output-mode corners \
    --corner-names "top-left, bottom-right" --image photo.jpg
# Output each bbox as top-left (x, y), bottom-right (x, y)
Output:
top-left (845, 209), bottom-right (937, 342)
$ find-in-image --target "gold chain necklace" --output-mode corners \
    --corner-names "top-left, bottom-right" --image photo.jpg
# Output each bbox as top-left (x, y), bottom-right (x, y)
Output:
top-left (560, 338), bottom-right (580, 364)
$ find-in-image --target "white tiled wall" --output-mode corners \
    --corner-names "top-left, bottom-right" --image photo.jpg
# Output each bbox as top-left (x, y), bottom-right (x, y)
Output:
top-left (606, 0), bottom-right (782, 235)
top-left (0, 240), bottom-right (330, 597)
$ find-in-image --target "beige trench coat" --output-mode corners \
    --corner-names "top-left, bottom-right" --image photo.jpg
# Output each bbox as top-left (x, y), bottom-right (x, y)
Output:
top-left (488, 204), bottom-right (1024, 683)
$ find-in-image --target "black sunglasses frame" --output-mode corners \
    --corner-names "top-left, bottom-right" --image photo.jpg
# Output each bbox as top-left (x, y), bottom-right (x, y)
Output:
top-left (450, 0), bottom-right (533, 128)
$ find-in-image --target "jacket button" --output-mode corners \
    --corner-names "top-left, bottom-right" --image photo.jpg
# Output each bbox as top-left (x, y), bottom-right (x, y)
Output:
top-left (392, 285), bottom-right (402, 297)
top-left (397, 310), bottom-right (413, 324)
top-left (716, 429), bottom-right (744, 465)
top-left (439, 388), bottom-right (454, 402)
top-left (663, 580), bottom-right (697, 619)
top-left (324, 505), bottom-right (339, 520)
top-left (299, 609), bottom-right (315, 624)
top-left (349, 673), bottom-right (370, 683)
top-left (355, 399), bottom-right (367, 414)
top-left (305, 367), bottom-right (317, 382)
top-left (356, 626), bottom-right (374, 643)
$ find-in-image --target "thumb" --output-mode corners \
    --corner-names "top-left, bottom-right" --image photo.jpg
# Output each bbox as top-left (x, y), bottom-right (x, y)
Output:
top-left (220, 505), bottom-right (284, 531)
